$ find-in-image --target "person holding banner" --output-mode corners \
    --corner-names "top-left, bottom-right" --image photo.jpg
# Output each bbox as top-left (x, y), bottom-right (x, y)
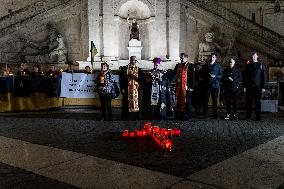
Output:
top-left (65, 63), bottom-right (75, 73)
top-left (84, 66), bottom-right (92, 74)
top-left (17, 63), bottom-right (30, 76)
top-left (96, 62), bottom-right (114, 121)
top-left (119, 56), bottom-right (143, 120)
top-left (3, 65), bottom-right (13, 76)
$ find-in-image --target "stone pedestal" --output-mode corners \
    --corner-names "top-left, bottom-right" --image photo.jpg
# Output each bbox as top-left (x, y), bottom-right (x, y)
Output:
top-left (127, 39), bottom-right (143, 60)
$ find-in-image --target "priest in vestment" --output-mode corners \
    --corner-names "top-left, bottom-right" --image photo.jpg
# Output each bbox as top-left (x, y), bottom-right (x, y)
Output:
top-left (119, 56), bottom-right (143, 120)
top-left (173, 53), bottom-right (195, 120)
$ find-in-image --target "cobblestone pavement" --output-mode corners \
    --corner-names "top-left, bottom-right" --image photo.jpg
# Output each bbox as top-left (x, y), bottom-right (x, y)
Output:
top-left (0, 109), bottom-right (283, 180)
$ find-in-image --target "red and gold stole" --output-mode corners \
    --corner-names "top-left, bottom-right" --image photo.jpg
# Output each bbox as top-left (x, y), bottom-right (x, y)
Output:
top-left (175, 63), bottom-right (188, 112)
top-left (127, 65), bottom-right (139, 112)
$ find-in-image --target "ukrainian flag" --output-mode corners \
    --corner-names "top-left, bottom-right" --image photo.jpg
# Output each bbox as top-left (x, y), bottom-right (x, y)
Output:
top-left (90, 41), bottom-right (98, 62)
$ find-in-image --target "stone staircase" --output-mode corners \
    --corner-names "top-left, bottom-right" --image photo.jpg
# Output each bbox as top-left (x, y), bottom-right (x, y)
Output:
top-left (185, 0), bottom-right (284, 55)
top-left (0, 0), bottom-right (80, 40)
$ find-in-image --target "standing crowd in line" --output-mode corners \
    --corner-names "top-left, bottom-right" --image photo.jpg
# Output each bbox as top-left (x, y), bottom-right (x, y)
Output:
top-left (97, 52), bottom-right (267, 121)
top-left (1, 52), bottom-right (267, 121)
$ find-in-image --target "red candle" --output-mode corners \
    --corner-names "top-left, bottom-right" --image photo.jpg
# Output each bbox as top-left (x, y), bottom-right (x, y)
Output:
top-left (164, 129), bottom-right (170, 136)
top-left (152, 126), bottom-right (160, 134)
top-left (174, 129), bottom-right (181, 136)
top-left (170, 129), bottom-right (181, 136)
top-left (144, 122), bottom-right (152, 129)
top-left (122, 130), bottom-right (129, 137)
top-left (136, 130), bottom-right (143, 137)
top-left (163, 139), bottom-right (172, 151)
top-left (142, 129), bottom-right (148, 137)
top-left (144, 122), bottom-right (153, 133)
top-left (129, 131), bottom-right (136, 138)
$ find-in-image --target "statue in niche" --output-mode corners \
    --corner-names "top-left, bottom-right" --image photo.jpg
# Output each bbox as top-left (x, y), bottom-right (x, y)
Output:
top-left (19, 23), bottom-right (67, 64)
top-left (198, 32), bottom-right (216, 64)
top-left (127, 12), bottom-right (140, 40)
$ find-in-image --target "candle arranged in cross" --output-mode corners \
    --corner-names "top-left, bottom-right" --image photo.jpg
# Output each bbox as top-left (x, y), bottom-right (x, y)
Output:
top-left (122, 122), bottom-right (181, 151)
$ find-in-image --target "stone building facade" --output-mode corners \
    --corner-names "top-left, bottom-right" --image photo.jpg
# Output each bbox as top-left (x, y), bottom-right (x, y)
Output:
top-left (0, 0), bottom-right (283, 72)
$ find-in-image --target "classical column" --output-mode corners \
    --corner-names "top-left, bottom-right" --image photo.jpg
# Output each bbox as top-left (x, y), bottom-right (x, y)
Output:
top-left (148, 0), bottom-right (167, 60)
top-left (87, 0), bottom-right (101, 61)
top-left (102, 0), bottom-right (119, 60)
top-left (168, 0), bottom-right (180, 61)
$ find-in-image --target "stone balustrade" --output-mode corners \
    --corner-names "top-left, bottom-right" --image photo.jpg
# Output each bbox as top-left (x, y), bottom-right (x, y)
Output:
top-left (0, 0), bottom-right (75, 38)
top-left (186, 0), bottom-right (284, 50)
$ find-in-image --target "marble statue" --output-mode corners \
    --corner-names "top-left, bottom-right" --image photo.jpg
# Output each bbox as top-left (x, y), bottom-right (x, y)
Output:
top-left (198, 32), bottom-right (216, 64)
top-left (19, 23), bottom-right (67, 64)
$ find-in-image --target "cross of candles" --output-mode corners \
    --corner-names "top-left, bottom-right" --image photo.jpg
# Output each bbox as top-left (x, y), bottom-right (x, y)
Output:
top-left (122, 122), bottom-right (181, 151)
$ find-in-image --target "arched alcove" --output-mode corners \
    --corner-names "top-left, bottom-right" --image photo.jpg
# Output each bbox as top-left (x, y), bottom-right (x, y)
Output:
top-left (118, 0), bottom-right (151, 19)
top-left (116, 0), bottom-right (152, 60)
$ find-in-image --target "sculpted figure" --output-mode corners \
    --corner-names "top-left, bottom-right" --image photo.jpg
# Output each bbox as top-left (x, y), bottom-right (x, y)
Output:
top-left (198, 32), bottom-right (215, 64)
top-left (127, 17), bottom-right (140, 40)
top-left (19, 23), bottom-right (67, 64)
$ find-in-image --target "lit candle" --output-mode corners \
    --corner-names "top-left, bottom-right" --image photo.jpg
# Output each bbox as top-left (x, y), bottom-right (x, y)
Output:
top-left (162, 139), bottom-right (172, 151)
top-left (129, 131), bottom-right (135, 138)
top-left (136, 130), bottom-right (143, 137)
top-left (152, 126), bottom-right (160, 134)
top-left (142, 129), bottom-right (148, 137)
top-left (122, 130), bottom-right (129, 137)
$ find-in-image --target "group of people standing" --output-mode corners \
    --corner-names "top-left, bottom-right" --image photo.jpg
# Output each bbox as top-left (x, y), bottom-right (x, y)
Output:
top-left (96, 52), bottom-right (267, 121)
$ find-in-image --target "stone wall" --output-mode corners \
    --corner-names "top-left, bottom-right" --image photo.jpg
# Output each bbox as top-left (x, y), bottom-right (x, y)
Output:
top-left (264, 13), bottom-right (284, 36)
top-left (0, 0), bottom-right (39, 18)
top-left (219, 1), bottom-right (284, 36)
top-left (181, 0), bottom-right (280, 71)
top-left (0, 0), bottom-right (88, 66)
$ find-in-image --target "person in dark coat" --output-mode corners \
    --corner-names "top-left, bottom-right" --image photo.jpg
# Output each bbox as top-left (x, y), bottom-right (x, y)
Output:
top-left (65, 63), bottom-right (75, 73)
top-left (95, 62), bottom-right (114, 121)
top-left (17, 63), bottom-right (30, 76)
top-left (46, 65), bottom-right (61, 97)
top-left (202, 53), bottom-right (223, 119)
top-left (192, 63), bottom-right (204, 116)
top-left (173, 53), bottom-right (195, 120)
top-left (15, 63), bottom-right (31, 97)
top-left (149, 57), bottom-right (167, 120)
top-left (141, 72), bottom-right (152, 120)
top-left (119, 56), bottom-right (143, 120)
top-left (243, 52), bottom-right (267, 121)
top-left (222, 58), bottom-right (242, 120)
top-left (30, 64), bottom-right (45, 93)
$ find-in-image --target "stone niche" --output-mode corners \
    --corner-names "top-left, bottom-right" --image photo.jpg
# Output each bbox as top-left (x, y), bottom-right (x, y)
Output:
top-left (81, 0), bottom-right (181, 70)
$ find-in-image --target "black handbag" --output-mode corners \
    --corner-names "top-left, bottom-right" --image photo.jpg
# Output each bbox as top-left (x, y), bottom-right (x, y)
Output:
top-left (111, 80), bottom-right (120, 99)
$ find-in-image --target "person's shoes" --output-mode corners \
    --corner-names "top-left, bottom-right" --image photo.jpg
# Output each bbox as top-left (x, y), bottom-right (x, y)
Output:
top-left (202, 114), bottom-right (207, 119)
top-left (233, 114), bottom-right (238, 121)
top-left (225, 114), bottom-right (230, 120)
top-left (255, 116), bottom-right (261, 121)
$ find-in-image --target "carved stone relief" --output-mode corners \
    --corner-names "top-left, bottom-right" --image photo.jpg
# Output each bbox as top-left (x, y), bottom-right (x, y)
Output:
top-left (18, 23), bottom-right (67, 64)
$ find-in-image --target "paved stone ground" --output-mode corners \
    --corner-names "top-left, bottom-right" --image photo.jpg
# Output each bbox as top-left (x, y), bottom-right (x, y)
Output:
top-left (0, 163), bottom-right (77, 188)
top-left (0, 108), bottom-right (284, 181)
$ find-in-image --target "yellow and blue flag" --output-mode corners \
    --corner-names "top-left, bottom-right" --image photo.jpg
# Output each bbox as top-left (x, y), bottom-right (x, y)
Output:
top-left (90, 41), bottom-right (98, 62)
